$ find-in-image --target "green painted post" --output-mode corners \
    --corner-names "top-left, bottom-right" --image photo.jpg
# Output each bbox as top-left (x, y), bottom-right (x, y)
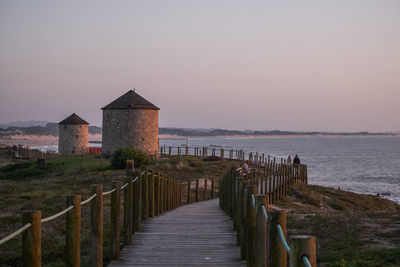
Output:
top-left (269, 211), bottom-right (287, 267)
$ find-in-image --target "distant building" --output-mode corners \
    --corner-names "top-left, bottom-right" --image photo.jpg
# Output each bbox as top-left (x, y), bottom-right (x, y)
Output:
top-left (101, 90), bottom-right (160, 157)
top-left (58, 113), bottom-right (89, 155)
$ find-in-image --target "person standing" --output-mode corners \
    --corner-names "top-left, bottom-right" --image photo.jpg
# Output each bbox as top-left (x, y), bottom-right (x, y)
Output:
top-left (242, 160), bottom-right (250, 175)
top-left (287, 155), bottom-right (292, 164)
top-left (293, 155), bottom-right (300, 164)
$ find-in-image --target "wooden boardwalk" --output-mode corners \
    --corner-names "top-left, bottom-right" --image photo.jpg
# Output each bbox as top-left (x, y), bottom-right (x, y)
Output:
top-left (109, 198), bottom-right (245, 266)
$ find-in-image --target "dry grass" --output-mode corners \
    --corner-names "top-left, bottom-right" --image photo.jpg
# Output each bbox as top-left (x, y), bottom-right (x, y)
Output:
top-left (0, 153), bottom-right (238, 266)
top-left (275, 184), bottom-right (400, 266)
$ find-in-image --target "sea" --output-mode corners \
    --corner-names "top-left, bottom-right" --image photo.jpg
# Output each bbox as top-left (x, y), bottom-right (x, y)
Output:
top-left (159, 136), bottom-right (400, 204)
top-left (34, 136), bottom-right (400, 203)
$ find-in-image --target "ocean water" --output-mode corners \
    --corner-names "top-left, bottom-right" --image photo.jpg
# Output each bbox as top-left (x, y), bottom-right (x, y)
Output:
top-left (160, 136), bottom-right (400, 203)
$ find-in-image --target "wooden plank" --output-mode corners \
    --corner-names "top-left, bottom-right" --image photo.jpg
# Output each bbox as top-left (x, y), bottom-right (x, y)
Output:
top-left (109, 199), bottom-right (245, 267)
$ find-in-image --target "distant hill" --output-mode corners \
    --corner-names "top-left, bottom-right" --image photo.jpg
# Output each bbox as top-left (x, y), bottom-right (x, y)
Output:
top-left (0, 123), bottom-right (102, 136)
top-left (158, 127), bottom-right (394, 137)
top-left (0, 120), bottom-right (48, 129)
top-left (0, 122), bottom-right (395, 137)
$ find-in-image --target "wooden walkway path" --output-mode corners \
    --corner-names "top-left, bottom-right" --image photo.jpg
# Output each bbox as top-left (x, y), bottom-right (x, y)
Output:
top-left (109, 198), bottom-right (245, 266)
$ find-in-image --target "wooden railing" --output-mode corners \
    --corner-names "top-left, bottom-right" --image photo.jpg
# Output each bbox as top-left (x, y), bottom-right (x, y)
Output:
top-left (159, 145), bottom-right (290, 165)
top-left (0, 168), bottom-right (217, 266)
top-left (219, 165), bottom-right (316, 267)
top-left (7, 146), bottom-right (58, 160)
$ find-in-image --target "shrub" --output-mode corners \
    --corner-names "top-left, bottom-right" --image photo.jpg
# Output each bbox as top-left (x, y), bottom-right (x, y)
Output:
top-left (111, 148), bottom-right (150, 169)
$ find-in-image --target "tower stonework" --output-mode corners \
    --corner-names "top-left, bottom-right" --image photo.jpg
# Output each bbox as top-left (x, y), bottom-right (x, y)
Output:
top-left (58, 113), bottom-right (89, 155)
top-left (101, 90), bottom-right (159, 157)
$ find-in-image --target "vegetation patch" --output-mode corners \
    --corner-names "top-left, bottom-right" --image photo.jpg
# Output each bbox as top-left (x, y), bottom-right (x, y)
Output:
top-left (111, 148), bottom-right (150, 169)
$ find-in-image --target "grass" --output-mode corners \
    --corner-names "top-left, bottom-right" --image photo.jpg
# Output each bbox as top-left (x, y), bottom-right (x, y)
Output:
top-left (281, 185), bottom-right (400, 267)
top-left (1, 150), bottom-right (399, 266)
top-left (0, 153), bottom-right (238, 266)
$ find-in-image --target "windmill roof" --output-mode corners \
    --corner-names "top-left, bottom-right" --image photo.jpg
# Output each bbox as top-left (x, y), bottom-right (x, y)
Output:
top-left (101, 90), bottom-right (160, 110)
top-left (58, 113), bottom-right (89, 125)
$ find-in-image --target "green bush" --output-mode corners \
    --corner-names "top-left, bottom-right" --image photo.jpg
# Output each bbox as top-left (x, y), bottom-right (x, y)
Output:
top-left (111, 148), bottom-right (150, 169)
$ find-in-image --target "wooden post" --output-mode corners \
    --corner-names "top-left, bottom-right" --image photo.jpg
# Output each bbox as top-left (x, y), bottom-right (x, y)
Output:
top-left (268, 211), bottom-right (287, 267)
top-left (165, 176), bottom-right (169, 211)
top-left (133, 173), bottom-right (142, 232)
top-left (149, 170), bottom-right (155, 218)
top-left (171, 178), bottom-right (175, 210)
top-left (169, 176), bottom-right (173, 210)
top-left (211, 178), bottom-right (215, 199)
top-left (187, 181), bottom-right (191, 204)
top-left (22, 210), bottom-right (41, 267)
top-left (255, 195), bottom-right (268, 267)
top-left (289, 236), bottom-right (317, 267)
top-left (66, 195), bottom-right (81, 266)
top-left (91, 185), bottom-right (103, 267)
top-left (235, 179), bottom-right (245, 251)
top-left (245, 185), bottom-right (258, 266)
top-left (155, 171), bottom-right (160, 216)
top-left (160, 174), bottom-right (165, 213)
top-left (163, 174), bottom-right (167, 212)
top-left (195, 179), bottom-right (199, 202)
top-left (123, 179), bottom-right (132, 245)
top-left (111, 182), bottom-right (121, 260)
top-left (179, 182), bottom-right (182, 206)
top-left (204, 178), bottom-right (208, 200)
top-left (142, 168), bottom-right (149, 219)
top-left (173, 179), bottom-right (177, 209)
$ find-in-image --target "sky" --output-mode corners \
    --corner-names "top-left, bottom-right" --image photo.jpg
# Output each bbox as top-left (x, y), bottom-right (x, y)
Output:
top-left (0, 0), bottom-right (399, 132)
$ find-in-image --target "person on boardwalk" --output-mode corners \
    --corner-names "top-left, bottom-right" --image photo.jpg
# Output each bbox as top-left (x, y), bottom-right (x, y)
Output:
top-left (287, 155), bottom-right (292, 164)
top-left (242, 160), bottom-right (251, 175)
top-left (293, 155), bottom-right (300, 164)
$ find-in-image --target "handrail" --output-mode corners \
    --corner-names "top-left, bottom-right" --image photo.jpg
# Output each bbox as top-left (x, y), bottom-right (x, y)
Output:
top-left (302, 255), bottom-right (312, 267)
top-left (218, 163), bottom-right (312, 266)
top-left (41, 205), bottom-right (74, 223)
top-left (159, 145), bottom-right (286, 163)
top-left (0, 165), bottom-right (194, 267)
top-left (0, 223), bottom-right (32, 245)
top-left (276, 224), bottom-right (291, 253)
top-left (261, 205), bottom-right (268, 220)
top-left (81, 193), bottom-right (97, 206)
top-left (103, 188), bottom-right (116, 196)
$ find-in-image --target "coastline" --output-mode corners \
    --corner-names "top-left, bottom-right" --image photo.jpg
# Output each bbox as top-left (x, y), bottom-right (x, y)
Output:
top-left (1, 133), bottom-right (398, 148)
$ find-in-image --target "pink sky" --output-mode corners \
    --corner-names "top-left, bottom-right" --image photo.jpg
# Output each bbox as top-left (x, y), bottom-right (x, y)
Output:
top-left (0, 1), bottom-right (399, 132)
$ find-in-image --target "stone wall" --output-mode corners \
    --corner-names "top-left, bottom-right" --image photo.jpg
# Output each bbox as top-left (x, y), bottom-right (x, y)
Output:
top-left (102, 109), bottom-right (159, 156)
top-left (58, 124), bottom-right (89, 155)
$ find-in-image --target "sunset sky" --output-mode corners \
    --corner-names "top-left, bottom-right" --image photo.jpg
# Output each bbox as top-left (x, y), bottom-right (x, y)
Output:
top-left (0, 1), bottom-right (399, 132)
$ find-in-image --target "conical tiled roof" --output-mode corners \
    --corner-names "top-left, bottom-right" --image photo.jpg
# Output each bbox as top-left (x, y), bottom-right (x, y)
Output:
top-left (58, 113), bottom-right (89, 125)
top-left (101, 90), bottom-right (160, 110)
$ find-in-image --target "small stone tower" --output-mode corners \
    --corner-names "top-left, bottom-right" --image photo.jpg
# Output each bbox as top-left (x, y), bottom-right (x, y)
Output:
top-left (58, 113), bottom-right (89, 155)
top-left (101, 90), bottom-right (159, 156)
